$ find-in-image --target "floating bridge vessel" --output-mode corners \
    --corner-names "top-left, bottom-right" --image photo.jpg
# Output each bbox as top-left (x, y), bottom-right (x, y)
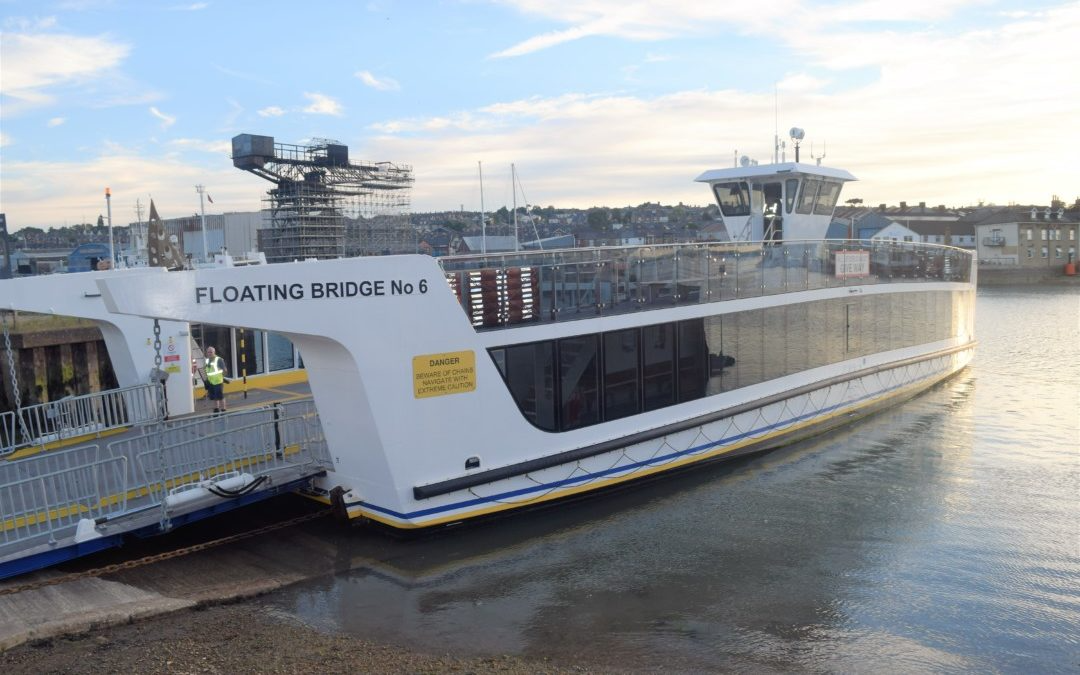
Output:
top-left (0, 157), bottom-right (976, 577)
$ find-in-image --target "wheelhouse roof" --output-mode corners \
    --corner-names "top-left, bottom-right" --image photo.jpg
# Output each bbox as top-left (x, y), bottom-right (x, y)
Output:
top-left (695, 162), bottom-right (857, 184)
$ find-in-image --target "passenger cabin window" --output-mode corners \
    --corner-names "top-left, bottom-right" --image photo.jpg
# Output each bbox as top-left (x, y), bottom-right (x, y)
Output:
top-left (490, 292), bottom-right (965, 433)
top-left (785, 178), bottom-right (799, 213)
top-left (713, 182), bottom-right (751, 217)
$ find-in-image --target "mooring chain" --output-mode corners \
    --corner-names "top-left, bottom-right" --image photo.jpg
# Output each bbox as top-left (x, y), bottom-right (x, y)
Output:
top-left (1, 312), bottom-right (31, 445)
top-left (152, 319), bottom-right (163, 372)
top-left (0, 508), bottom-right (331, 597)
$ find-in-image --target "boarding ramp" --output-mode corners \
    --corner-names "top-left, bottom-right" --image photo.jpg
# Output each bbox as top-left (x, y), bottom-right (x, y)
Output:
top-left (0, 398), bottom-right (331, 579)
top-left (0, 383), bottom-right (165, 458)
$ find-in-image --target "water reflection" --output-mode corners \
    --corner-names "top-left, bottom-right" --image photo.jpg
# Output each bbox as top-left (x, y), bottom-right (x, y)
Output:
top-left (266, 287), bottom-right (1078, 673)
top-left (270, 378), bottom-right (979, 672)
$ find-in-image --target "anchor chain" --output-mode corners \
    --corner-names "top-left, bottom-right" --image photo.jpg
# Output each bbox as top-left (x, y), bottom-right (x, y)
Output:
top-left (1, 312), bottom-right (31, 446)
top-left (0, 508), bottom-right (331, 597)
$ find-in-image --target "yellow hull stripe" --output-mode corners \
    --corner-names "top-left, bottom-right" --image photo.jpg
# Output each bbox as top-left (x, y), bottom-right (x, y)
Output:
top-left (345, 366), bottom-right (960, 529)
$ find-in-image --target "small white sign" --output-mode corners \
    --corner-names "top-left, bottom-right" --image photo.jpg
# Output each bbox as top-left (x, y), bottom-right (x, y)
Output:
top-left (835, 250), bottom-right (870, 278)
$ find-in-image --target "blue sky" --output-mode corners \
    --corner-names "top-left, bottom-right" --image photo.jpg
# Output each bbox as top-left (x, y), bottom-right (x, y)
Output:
top-left (2, 0), bottom-right (1078, 230)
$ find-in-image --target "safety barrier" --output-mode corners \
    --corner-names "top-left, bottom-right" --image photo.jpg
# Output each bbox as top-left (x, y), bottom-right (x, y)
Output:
top-left (0, 383), bottom-right (164, 457)
top-left (440, 239), bottom-right (974, 328)
top-left (0, 398), bottom-right (329, 558)
top-left (0, 455), bottom-right (128, 549)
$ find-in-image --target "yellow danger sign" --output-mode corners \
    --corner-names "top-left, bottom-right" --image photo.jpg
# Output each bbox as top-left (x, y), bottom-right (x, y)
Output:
top-left (413, 350), bottom-right (476, 399)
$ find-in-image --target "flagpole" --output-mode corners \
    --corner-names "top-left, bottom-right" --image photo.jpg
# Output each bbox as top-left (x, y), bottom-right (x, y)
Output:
top-left (195, 184), bottom-right (209, 264)
top-left (105, 187), bottom-right (114, 268)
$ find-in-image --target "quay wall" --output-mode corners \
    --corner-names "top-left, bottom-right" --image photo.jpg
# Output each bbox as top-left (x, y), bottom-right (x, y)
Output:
top-left (0, 327), bottom-right (118, 414)
top-left (977, 266), bottom-right (1080, 286)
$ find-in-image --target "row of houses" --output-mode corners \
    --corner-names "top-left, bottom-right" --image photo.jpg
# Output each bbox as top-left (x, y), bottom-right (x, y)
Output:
top-left (7, 199), bottom-right (1077, 275)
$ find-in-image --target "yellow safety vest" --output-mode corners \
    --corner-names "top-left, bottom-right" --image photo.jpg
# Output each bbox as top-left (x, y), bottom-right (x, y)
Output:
top-left (205, 356), bottom-right (225, 385)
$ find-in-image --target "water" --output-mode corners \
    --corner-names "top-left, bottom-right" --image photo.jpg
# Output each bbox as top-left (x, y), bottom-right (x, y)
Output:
top-left (267, 286), bottom-right (1079, 673)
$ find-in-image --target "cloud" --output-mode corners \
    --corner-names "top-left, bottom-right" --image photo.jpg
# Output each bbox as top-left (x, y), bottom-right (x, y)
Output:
top-left (488, 1), bottom-right (992, 57)
top-left (777, 73), bottom-right (830, 92)
top-left (2, 150), bottom-right (261, 229)
top-left (1, 31), bottom-right (130, 111)
top-left (149, 106), bottom-right (176, 129)
top-left (302, 92), bottom-right (343, 116)
top-left (169, 2), bottom-right (209, 9)
top-left (47, 117), bottom-right (66, 127)
top-left (354, 5), bottom-right (1079, 212)
top-left (355, 70), bottom-right (401, 91)
top-left (257, 106), bottom-right (286, 117)
top-left (0, 132), bottom-right (10, 148)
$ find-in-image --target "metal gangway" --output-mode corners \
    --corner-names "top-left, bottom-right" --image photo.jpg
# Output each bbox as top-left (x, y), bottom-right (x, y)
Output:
top-left (0, 397), bottom-right (332, 579)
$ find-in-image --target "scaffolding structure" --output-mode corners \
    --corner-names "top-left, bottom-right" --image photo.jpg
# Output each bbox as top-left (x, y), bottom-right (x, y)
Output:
top-left (232, 134), bottom-right (414, 262)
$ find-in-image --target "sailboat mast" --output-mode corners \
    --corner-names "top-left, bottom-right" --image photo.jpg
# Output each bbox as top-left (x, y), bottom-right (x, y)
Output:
top-left (512, 163), bottom-right (519, 252)
top-left (478, 161), bottom-right (486, 254)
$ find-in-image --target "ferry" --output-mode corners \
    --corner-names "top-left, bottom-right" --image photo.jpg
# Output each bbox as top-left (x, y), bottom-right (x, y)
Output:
top-left (97, 159), bottom-right (976, 528)
top-left (0, 154), bottom-right (976, 575)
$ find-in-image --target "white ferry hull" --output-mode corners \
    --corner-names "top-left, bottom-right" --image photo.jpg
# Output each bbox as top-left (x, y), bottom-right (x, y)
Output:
top-left (336, 341), bottom-right (974, 528)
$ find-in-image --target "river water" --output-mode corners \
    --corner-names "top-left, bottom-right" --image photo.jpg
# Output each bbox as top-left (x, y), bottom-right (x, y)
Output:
top-left (268, 286), bottom-right (1079, 673)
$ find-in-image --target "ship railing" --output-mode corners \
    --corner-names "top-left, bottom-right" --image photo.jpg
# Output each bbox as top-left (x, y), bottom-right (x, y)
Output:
top-left (0, 454), bottom-right (129, 552)
top-left (0, 383), bottom-right (164, 458)
top-left (439, 240), bottom-right (974, 329)
top-left (0, 398), bottom-right (329, 556)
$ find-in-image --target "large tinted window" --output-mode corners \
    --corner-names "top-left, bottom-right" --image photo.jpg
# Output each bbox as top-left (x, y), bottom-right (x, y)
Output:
top-left (491, 291), bottom-right (961, 432)
top-left (713, 182), bottom-right (751, 217)
top-left (603, 329), bottom-right (640, 420)
top-left (559, 335), bottom-right (600, 430)
top-left (499, 342), bottom-right (557, 430)
top-left (677, 320), bottom-right (708, 401)
top-left (642, 323), bottom-right (675, 410)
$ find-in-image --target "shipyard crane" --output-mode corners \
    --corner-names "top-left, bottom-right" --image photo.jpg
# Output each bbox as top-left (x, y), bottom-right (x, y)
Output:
top-left (231, 134), bottom-right (414, 261)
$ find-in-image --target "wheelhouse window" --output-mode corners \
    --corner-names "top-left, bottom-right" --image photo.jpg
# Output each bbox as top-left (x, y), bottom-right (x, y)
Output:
top-left (796, 179), bottom-right (822, 214)
top-left (713, 182), bottom-right (751, 217)
top-left (813, 182), bottom-right (842, 215)
top-left (784, 178), bottom-right (799, 213)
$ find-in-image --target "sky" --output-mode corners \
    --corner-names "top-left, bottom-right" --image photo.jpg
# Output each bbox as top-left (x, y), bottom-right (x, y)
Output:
top-left (1, 0), bottom-right (1078, 230)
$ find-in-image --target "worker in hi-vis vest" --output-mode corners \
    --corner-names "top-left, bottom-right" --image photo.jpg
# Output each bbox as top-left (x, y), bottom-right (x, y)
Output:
top-left (204, 346), bottom-right (229, 414)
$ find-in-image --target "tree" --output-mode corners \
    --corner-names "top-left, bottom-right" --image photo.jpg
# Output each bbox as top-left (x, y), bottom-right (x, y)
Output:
top-left (587, 208), bottom-right (611, 231)
top-left (845, 198), bottom-right (864, 206)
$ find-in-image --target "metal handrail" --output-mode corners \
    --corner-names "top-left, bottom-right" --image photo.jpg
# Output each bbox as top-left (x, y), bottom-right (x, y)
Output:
top-left (1, 383), bottom-right (164, 457)
top-left (0, 456), bottom-right (128, 550)
top-left (0, 399), bottom-right (328, 552)
top-left (438, 239), bottom-right (974, 329)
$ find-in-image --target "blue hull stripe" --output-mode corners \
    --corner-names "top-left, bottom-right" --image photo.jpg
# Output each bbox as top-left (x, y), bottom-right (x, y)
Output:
top-left (359, 363), bottom-right (953, 521)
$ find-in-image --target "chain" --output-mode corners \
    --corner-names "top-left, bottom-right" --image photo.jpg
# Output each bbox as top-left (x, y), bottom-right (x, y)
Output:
top-left (2, 312), bottom-right (21, 411)
top-left (152, 319), bottom-right (163, 370)
top-left (149, 318), bottom-right (171, 530)
top-left (0, 508), bottom-right (330, 597)
top-left (1, 312), bottom-right (32, 446)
